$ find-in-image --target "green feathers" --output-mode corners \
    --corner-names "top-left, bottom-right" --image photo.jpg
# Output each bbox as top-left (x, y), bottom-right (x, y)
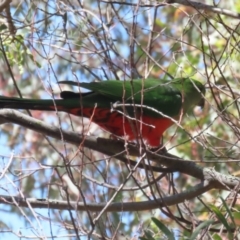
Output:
top-left (59, 78), bottom-right (205, 118)
top-left (0, 78), bottom-right (205, 120)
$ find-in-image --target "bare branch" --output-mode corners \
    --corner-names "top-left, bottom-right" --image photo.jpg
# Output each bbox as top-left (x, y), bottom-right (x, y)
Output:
top-left (101, 0), bottom-right (240, 19)
top-left (168, 0), bottom-right (240, 19)
top-left (0, 0), bottom-right (11, 12)
top-left (0, 109), bottom-right (239, 192)
top-left (0, 181), bottom-right (214, 212)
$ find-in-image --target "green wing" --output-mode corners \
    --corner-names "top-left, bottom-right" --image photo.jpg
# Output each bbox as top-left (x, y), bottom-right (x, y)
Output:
top-left (59, 78), bottom-right (205, 118)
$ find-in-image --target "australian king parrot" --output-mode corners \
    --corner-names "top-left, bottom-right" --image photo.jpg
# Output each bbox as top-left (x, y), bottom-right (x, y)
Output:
top-left (0, 78), bottom-right (205, 147)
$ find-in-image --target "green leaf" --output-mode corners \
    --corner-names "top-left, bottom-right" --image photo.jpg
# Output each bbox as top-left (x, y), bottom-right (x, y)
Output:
top-left (139, 230), bottom-right (155, 240)
top-left (212, 233), bottom-right (223, 240)
top-left (232, 212), bottom-right (240, 226)
top-left (0, 24), bottom-right (7, 31)
top-left (27, 49), bottom-right (42, 68)
top-left (14, 34), bottom-right (24, 43)
top-left (151, 217), bottom-right (175, 240)
top-left (210, 204), bottom-right (233, 233)
top-left (189, 220), bottom-right (214, 240)
top-left (220, 197), bottom-right (235, 226)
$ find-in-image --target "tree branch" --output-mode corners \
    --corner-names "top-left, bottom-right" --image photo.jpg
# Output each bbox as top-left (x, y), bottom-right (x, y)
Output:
top-left (0, 109), bottom-right (239, 191)
top-left (100, 0), bottom-right (240, 19)
top-left (0, 181), bottom-right (214, 212)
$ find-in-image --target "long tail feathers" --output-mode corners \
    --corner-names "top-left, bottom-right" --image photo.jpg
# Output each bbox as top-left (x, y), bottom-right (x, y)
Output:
top-left (0, 92), bottom-right (98, 117)
top-left (0, 95), bottom-right (68, 111)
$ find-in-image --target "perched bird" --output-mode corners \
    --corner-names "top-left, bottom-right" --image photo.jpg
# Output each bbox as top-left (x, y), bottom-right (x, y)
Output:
top-left (0, 78), bottom-right (205, 147)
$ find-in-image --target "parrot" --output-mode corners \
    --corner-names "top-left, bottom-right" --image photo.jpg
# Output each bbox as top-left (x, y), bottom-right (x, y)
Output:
top-left (0, 78), bottom-right (205, 147)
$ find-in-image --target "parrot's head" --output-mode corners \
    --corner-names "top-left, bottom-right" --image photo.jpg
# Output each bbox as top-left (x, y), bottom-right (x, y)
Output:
top-left (177, 78), bottom-right (206, 113)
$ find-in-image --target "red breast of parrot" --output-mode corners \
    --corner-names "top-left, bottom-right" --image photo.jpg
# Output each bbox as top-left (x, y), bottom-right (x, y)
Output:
top-left (0, 78), bottom-right (205, 147)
